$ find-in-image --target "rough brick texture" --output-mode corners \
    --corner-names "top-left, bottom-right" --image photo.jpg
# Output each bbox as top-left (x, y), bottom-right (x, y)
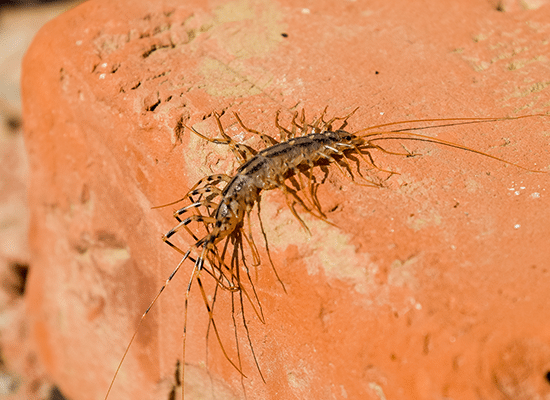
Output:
top-left (22, 0), bottom-right (550, 399)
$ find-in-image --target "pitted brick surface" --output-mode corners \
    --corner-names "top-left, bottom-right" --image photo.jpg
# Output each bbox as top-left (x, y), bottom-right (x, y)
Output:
top-left (21, 1), bottom-right (550, 399)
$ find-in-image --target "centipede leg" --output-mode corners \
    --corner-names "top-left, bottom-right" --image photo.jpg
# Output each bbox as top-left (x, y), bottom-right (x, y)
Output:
top-left (162, 219), bottom-right (240, 290)
top-left (308, 106), bottom-right (329, 133)
top-left (304, 160), bottom-right (327, 218)
top-left (151, 174), bottom-right (230, 210)
top-left (164, 214), bottom-right (217, 243)
top-left (186, 185), bottom-right (223, 203)
top-left (336, 154), bottom-right (383, 187)
top-left (289, 110), bottom-right (304, 137)
top-left (256, 200), bottom-right (286, 292)
top-left (213, 112), bottom-right (258, 162)
top-left (236, 277), bottom-right (267, 384)
top-left (344, 152), bottom-right (386, 187)
top-left (182, 252), bottom-right (245, 400)
top-left (170, 198), bottom-right (227, 284)
top-left (173, 200), bottom-right (219, 223)
top-left (319, 148), bottom-right (382, 188)
top-left (229, 291), bottom-right (247, 399)
top-left (234, 112), bottom-right (279, 148)
top-left (226, 234), bottom-right (266, 395)
top-left (367, 140), bottom-right (415, 157)
top-left (358, 146), bottom-right (401, 178)
top-left (308, 175), bottom-right (327, 219)
top-left (275, 110), bottom-right (292, 141)
top-left (297, 109), bottom-right (308, 136)
top-left (288, 166), bottom-right (320, 215)
top-left (194, 249), bottom-right (248, 377)
top-left (317, 151), bottom-right (350, 180)
top-left (187, 174), bottom-right (232, 194)
top-left (326, 106), bottom-right (359, 132)
top-left (278, 182), bottom-right (337, 232)
top-left (200, 237), bottom-right (240, 292)
top-left (235, 230), bottom-right (265, 323)
top-left (186, 114), bottom-right (256, 164)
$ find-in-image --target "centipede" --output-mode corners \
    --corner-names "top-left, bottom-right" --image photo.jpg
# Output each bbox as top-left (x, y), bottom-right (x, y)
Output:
top-left (104, 107), bottom-right (547, 400)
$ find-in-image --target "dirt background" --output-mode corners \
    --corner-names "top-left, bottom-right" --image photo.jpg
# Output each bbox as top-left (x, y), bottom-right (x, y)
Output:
top-left (4, 0), bottom-right (550, 399)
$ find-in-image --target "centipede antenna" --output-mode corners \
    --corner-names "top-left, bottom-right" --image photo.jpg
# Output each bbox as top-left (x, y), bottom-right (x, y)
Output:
top-left (353, 113), bottom-right (549, 136)
top-left (366, 130), bottom-right (546, 172)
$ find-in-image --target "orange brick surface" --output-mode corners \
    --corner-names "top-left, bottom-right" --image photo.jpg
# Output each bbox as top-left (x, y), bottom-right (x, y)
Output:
top-left (21, 0), bottom-right (550, 399)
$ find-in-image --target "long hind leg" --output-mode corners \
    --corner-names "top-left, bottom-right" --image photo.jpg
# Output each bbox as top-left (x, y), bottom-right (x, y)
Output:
top-left (204, 234), bottom-right (266, 400)
top-left (204, 230), bottom-right (266, 372)
top-left (194, 244), bottom-right (248, 373)
top-left (104, 247), bottom-right (195, 400)
top-left (181, 249), bottom-right (248, 400)
top-left (233, 248), bottom-right (267, 387)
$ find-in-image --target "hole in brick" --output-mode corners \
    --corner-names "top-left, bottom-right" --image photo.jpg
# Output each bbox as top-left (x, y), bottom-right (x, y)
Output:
top-left (49, 386), bottom-right (69, 400)
top-left (144, 92), bottom-right (161, 112)
top-left (545, 370), bottom-right (550, 384)
top-left (5, 262), bottom-right (29, 297)
top-left (6, 115), bottom-right (22, 133)
top-left (174, 116), bottom-right (185, 143)
top-left (96, 230), bottom-right (126, 248)
top-left (147, 99), bottom-right (161, 112)
top-left (174, 360), bottom-right (181, 386)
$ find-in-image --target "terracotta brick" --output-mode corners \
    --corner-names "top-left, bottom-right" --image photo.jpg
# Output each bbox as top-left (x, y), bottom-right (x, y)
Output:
top-left (21, 0), bottom-right (550, 399)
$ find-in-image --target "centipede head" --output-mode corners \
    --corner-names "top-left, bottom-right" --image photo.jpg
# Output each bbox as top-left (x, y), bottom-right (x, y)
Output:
top-left (329, 129), bottom-right (365, 148)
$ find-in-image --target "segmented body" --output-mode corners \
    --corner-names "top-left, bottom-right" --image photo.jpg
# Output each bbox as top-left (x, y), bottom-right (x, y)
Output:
top-left (166, 127), bottom-right (363, 266)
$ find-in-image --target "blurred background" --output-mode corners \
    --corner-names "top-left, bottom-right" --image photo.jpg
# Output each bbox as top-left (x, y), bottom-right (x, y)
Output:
top-left (0, 1), bottom-right (81, 399)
